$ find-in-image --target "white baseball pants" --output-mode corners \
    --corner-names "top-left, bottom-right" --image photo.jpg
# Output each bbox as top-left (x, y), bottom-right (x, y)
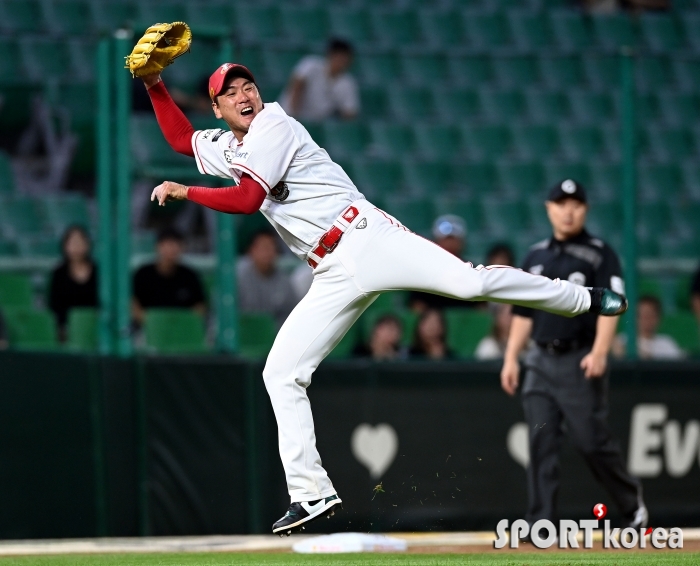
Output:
top-left (262, 200), bottom-right (591, 502)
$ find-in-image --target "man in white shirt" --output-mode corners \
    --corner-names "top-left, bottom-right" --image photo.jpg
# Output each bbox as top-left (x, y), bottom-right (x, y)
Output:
top-left (279, 39), bottom-right (359, 121)
top-left (143, 61), bottom-right (628, 537)
top-left (614, 295), bottom-right (685, 359)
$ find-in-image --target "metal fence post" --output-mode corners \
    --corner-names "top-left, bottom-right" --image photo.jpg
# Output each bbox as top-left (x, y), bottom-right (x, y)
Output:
top-left (621, 48), bottom-right (638, 359)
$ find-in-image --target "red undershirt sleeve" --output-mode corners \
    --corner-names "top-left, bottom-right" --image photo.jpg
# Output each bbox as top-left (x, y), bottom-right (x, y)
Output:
top-left (147, 80), bottom-right (195, 157)
top-left (186, 174), bottom-right (266, 215)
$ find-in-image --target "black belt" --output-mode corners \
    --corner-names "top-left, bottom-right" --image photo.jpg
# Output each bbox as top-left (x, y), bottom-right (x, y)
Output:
top-left (536, 339), bottom-right (593, 355)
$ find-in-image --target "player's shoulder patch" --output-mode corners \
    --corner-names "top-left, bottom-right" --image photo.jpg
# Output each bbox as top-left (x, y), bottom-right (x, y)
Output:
top-left (588, 237), bottom-right (605, 248)
top-left (529, 238), bottom-right (550, 250)
top-left (200, 128), bottom-right (219, 141)
top-left (211, 129), bottom-right (225, 142)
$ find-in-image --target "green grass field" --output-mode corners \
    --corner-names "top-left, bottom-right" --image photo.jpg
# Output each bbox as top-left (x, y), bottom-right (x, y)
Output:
top-left (0, 553), bottom-right (698, 566)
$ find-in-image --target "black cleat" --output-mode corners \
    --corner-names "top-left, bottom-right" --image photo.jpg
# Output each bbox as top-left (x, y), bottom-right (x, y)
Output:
top-left (272, 494), bottom-right (342, 536)
top-left (588, 287), bottom-right (628, 316)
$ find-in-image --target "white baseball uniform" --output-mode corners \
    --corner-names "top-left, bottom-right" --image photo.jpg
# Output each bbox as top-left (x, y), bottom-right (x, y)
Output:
top-left (191, 102), bottom-right (592, 503)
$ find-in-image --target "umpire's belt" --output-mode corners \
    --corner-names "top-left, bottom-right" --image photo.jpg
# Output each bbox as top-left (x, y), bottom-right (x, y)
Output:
top-left (536, 339), bottom-right (593, 355)
top-left (307, 204), bottom-right (360, 269)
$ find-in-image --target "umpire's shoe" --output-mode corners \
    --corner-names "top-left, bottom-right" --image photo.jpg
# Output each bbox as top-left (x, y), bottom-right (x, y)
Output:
top-left (588, 288), bottom-right (628, 316)
top-left (272, 494), bottom-right (342, 536)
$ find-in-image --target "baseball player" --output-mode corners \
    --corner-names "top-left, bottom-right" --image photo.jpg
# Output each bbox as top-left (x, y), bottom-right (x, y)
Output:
top-left (132, 43), bottom-right (627, 533)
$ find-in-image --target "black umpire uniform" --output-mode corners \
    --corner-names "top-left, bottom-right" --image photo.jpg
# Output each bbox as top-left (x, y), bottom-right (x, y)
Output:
top-left (512, 181), bottom-right (646, 527)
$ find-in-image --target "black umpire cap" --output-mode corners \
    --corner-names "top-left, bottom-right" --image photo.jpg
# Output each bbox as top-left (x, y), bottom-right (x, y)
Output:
top-left (547, 179), bottom-right (587, 204)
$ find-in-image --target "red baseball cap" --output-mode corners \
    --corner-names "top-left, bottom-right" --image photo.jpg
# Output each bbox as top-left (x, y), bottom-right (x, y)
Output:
top-left (208, 63), bottom-right (256, 100)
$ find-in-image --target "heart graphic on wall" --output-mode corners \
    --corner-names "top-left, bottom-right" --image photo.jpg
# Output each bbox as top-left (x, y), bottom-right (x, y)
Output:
top-left (351, 423), bottom-right (399, 479)
top-left (507, 422), bottom-right (530, 468)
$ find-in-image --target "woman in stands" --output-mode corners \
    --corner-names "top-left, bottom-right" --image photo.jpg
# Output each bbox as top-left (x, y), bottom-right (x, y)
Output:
top-left (48, 226), bottom-right (98, 341)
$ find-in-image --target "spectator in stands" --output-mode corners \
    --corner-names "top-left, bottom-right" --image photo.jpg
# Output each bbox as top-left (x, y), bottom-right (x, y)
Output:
top-left (485, 243), bottom-right (515, 267)
top-left (355, 314), bottom-right (406, 361)
top-left (475, 304), bottom-right (513, 360)
top-left (691, 264), bottom-right (700, 325)
top-left (409, 309), bottom-right (453, 360)
top-left (132, 227), bottom-right (206, 326)
top-left (237, 229), bottom-right (298, 328)
top-left (279, 38), bottom-right (359, 121)
top-left (409, 215), bottom-right (481, 312)
top-left (613, 295), bottom-right (684, 360)
top-left (48, 226), bottom-right (98, 341)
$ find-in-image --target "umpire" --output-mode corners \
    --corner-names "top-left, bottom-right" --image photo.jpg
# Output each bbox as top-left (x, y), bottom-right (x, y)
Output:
top-left (500, 179), bottom-right (647, 529)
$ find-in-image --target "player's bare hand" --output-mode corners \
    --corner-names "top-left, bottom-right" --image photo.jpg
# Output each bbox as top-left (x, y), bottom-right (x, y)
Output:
top-left (580, 352), bottom-right (607, 379)
top-left (500, 358), bottom-right (520, 396)
top-left (151, 181), bottom-right (188, 206)
top-left (141, 73), bottom-right (162, 89)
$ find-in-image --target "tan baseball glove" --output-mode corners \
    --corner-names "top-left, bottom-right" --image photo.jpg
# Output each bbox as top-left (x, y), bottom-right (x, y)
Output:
top-left (125, 22), bottom-right (192, 77)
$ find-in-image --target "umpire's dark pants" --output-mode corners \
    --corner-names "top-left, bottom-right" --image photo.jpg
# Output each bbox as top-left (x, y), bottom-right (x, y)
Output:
top-left (522, 346), bottom-right (642, 525)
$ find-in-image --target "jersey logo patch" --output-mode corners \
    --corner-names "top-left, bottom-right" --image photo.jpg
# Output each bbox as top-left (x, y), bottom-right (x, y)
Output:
top-left (529, 264), bottom-right (544, 275)
top-left (357, 218), bottom-right (367, 229)
top-left (270, 181), bottom-right (289, 201)
top-left (223, 149), bottom-right (234, 164)
top-left (568, 271), bottom-right (586, 286)
top-left (211, 129), bottom-right (225, 142)
top-left (201, 129), bottom-right (217, 141)
top-left (611, 275), bottom-right (625, 296)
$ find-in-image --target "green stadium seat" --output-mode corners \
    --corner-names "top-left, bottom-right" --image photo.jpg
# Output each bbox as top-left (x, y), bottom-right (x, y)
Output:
top-left (658, 93), bottom-right (700, 126)
top-left (638, 276), bottom-right (663, 299)
top-left (540, 55), bottom-right (586, 89)
top-left (184, 2), bottom-right (235, 37)
top-left (402, 160), bottom-right (452, 195)
top-left (582, 54), bottom-right (621, 90)
top-left (645, 127), bottom-right (696, 162)
top-left (234, 5), bottom-right (281, 43)
top-left (20, 38), bottom-right (73, 82)
top-left (0, 273), bottom-right (33, 308)
top-left (0, 38), bottom-right (25, 85)
top-left (591, 13), bottom-right (640, 50)
top-left (525, 89), bottom-right (571, 123)
top-left (132, 231), bottom-right (156, 255)
top-left (325, 321), bottom-right (360, 360)
top-left (0, 151), bottom-right (15, 194)
top-left (368, 123), bottom-right (416, 158)
top-left (544, 162), bottom-right (593, 190)
top-left (17, 236), bottom-right (60, 258)
top-left (166, 40), bottom-right (221, 90)
top-left (352, 158), bottom-right (404, 197)
top-left (511, 125), bottom-right (561, 160)
top-left (508, 11), bottom-right (556, 50)
top-left (400, 53), bottom-right (449, 85)
top-left (43, 194), bottom-right (91, 235)
top-left (301, 122), bottom-right (325, 147)
top-left (568, 90), bottom-right (616, 122)
top-left (412, 124), bottom-right (462, 161)
top-left (382, 196), bottom-right (436, 234)
top-left (671, 202), bottom-right (700, 234)
top-left (672, 59), bottom-right (700, 91)
top-left (460, 125), bottom-right (513, 160)
top-left (356, 50), bottom-right (402, 85)
top-left (447, 54), bottom-right (494, 86)
top-left (322, 122), bottom-right (370, 159)
top-left (66, 308), bottom-right (98, 352)
top-left (359, 85), bottom-right (389, 120)
top-left (465, 11), bottom-right (514, 49)
top-left (0, 0), bottom-right (43, 34)
top-left (445, 309), bottom-right (494, 359)
top-left (434, 195), bottom-right (485, 233)
top-left (239, 313), bottom-right (276, 359)
top-left (589, 163), bottom-right (622, 196)
top-left (681, 163), bottom-right (700, 200)
top-left (261, 48), bottom-right (307, 85)
top-left (636, 56), bottom-right (675, 92)
top-left (638, 201), bottom-right (672, 239)
top-left (496, 162), bottom-right (546, 198)
top-left (279, 6), bottom-right (329, 45)
top-left (640, 13), bottom-right (686, 52)
top-left (635, 94), bottom-right (660, 123)
top-left (433, 88), bottom-right (481, 122)
top-left (674, 274), bottom-right (693, 312)
top-left (481, 197), bottom-right (532, 236)
top-left (680, 14), bottom-right (700, 51)
top-left (657, 235), bottom-right (699, 259)
top-left (136, 2), bottom-right (187, 31)
top-left (419, 9), bottom-right (467, 48)
top-left (525, 194), bottom-right (550, 228)
top-left (558, 125), bottom-right (606, 161)
top-left (549, 10), bottom-right (594, 51)
top-left (144, 309), bottom-right (208, 354)
top-left (638, 163), bottom-right (683, 202)
top-left (449, 162), bottom-right (498, 195)
top-left (370, 9), bottom-right (421, 47)
top-left (659, 312), bottom-right (700, 355)
top-left (586, 201), bottom-right (622, 236)
top-left (0, 240), bottom-right (18, 256)
top-left (53, 82), bottom-right (96, 127)
top-left (3, 307), bottom-right (57, 351)
top-left (492, 55), bottom-right (541, 88)
top-left (46, 0), bottom-right (91, 36)
top-left (0, 197), bottom-right (46, 238)
top-left (131, 116), bottom-right (193, 174)
top-left (479, 89), bottom-right (526, 121)
top-left (328, 7), bottom-right (374, 44)
top-left (90, 1), bottom-right (136, 33)
top-left (387, 86), bottom-right (435, 121)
